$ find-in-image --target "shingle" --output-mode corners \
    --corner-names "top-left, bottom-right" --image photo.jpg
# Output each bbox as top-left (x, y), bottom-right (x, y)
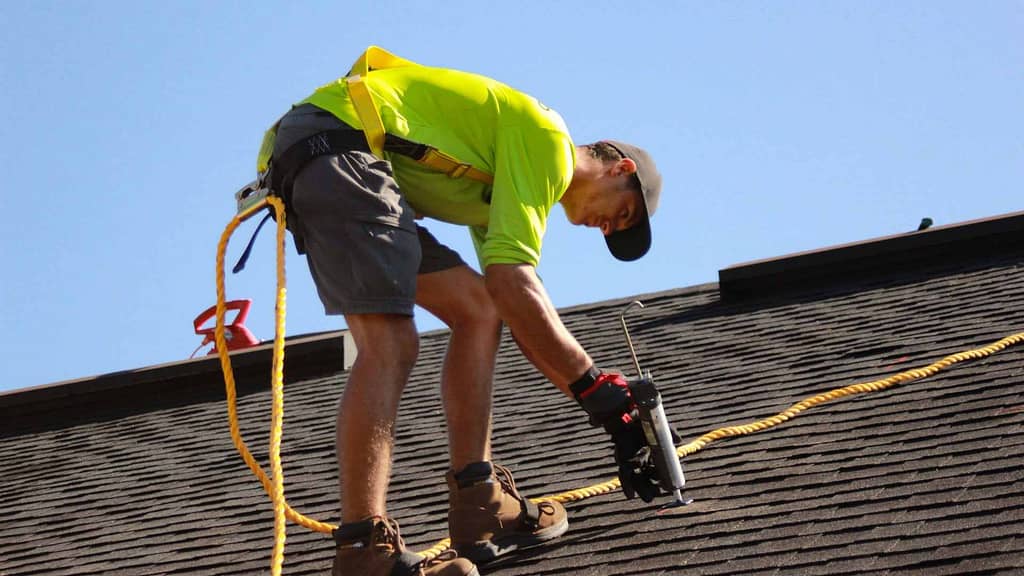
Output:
top-left (2, 222), bottom-right (1023, 575)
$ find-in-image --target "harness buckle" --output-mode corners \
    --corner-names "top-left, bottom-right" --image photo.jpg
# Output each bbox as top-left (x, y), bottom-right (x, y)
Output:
top-left (235, 179), bottom-right (272, 215)
top-left (447, 163), bottom-right (472, 179)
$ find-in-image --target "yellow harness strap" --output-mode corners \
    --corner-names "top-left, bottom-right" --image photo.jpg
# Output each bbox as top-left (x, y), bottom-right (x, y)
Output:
top-left (347, 45), bottom-right (418, 76)
top-left (256, 47), bottom-right (494, 186)
top-left (344, 75), bottom-right (386, 157)
top-left (416, 147), bottom-right (495, 185)
top-left (256, 122), bottom-right (278, 175)
top-left (345, 46), bottom-right (494, 185)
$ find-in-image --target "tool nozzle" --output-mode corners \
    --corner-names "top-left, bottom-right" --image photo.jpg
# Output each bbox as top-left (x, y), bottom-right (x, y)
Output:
top-left (655, 490), bottom-right (694, 514)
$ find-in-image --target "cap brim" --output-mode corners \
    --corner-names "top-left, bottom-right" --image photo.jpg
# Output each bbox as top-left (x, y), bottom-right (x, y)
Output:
top-left (605, 216), bottom-right (651, 261)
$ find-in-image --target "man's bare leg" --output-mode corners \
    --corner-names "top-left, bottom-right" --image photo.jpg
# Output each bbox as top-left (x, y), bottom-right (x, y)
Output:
top-left (419, 266), bottom-right (569, 564)
top-left (417, 265), bottom-right (502, 471)
top-left (337, 313), bottom-right (419, 522)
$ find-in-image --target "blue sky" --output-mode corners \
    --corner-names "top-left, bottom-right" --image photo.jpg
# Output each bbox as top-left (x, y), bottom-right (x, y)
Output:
top-left (1, 1), bottom-right (1021, 392)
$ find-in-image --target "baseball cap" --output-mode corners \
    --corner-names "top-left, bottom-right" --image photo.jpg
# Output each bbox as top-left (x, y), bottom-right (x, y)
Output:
top-left (603, 140), bottom-right (662, 261)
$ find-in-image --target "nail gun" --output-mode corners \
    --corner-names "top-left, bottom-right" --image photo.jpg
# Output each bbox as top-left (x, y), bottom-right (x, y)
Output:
top-left (620, 301), bottom-right (691, 509)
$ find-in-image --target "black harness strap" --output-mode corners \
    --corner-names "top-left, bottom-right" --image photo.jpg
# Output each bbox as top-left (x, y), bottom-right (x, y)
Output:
top-left (270, 129), bottom-right (370, 198)
top-left (233, 129), bottom-right (481, 274)
top-left (270, 129), bottom-right (434, 199)
top-left (231, 211), bottom-right (273, 273)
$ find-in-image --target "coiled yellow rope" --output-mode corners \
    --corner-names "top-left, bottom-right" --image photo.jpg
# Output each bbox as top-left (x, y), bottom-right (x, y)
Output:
top-left (216, 197), bottom-right (330, 576)
top-left (215, 197), bottom-right (1024, 567)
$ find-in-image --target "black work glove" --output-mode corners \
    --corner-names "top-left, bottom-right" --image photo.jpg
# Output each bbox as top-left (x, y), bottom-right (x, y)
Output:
top-left (608, 416), bottom-right (662, 502)
top-left (570, 366), bottom-right (664, 502)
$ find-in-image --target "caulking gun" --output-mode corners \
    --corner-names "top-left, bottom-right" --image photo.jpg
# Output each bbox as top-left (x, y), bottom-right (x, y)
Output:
top-left (620, 301), bottom-right (691, 509)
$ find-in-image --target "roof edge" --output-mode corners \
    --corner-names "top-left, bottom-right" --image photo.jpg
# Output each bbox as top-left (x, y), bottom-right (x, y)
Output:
top-left (0, 331), bottom-right (357, 411)
top-left (554, 282), bottom-right (720, 317)
top-left (719, 210), bottom-right (1024, 299)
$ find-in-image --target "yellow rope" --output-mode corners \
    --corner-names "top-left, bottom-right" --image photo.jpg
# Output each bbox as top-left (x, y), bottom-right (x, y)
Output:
top-left (214, 197), bottom-right (1024, 567)
top-left (675, 331), bottom-right (1024, 457)
top-left (527, 330), bottom-right (1024, 512)
top-left (215, 198), bottom-right (334, 576)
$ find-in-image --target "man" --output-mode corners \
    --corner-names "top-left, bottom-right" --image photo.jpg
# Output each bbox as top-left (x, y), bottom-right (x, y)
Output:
top-left (261, 47), bottom-right (664, 576)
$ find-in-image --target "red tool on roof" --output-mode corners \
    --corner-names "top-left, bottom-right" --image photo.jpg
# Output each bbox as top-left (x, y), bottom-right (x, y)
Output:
top-left (191, 299), bottom-right (260, 357)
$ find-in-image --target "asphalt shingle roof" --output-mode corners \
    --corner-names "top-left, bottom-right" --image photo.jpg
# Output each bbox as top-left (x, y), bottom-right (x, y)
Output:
top-left (2, 214), bottom-right (1022, 575)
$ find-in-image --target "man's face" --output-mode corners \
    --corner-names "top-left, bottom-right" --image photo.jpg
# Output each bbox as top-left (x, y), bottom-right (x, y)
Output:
top-left (569, 182), bottom-right (644, 237)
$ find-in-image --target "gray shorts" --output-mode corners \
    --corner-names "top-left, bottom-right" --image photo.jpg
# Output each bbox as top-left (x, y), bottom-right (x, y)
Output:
top-left (273, 105), bottom-right (465, 316)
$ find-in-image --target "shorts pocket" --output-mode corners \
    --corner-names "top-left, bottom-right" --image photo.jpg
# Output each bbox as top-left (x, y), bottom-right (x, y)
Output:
top-left (349, 218), bottom-right (422, 300)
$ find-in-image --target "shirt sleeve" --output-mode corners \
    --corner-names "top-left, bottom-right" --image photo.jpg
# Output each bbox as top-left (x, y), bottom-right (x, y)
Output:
top-left (474, 126), bottom-right (574, 269)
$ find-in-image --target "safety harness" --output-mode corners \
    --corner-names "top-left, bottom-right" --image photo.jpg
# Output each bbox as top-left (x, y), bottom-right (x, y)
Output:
top-left (233, 47), bottom-right (494, 272)
top-left (341, 47), bottom-right (493, 184)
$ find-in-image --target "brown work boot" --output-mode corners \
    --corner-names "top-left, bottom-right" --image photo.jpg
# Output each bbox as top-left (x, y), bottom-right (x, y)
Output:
top-left (332, 516), bottom-right (478, 576)
top-left (447, 462), bottom-right (569, 564)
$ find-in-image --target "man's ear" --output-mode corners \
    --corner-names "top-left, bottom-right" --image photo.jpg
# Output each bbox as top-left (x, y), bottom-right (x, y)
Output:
top-left (614, 157), bottom-right (638, 176)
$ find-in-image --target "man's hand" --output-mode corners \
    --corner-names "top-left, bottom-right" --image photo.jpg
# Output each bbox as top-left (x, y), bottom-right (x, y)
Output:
top-left (571, 367), bottom-right (667, 502)
top-left (572, 369), bottom-right (634, 428)
top-left (609, 417), bottom-right (663, 502)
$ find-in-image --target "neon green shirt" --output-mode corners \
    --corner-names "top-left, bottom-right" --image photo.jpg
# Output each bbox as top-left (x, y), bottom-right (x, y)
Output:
top-left (299, 64), bottom-right (576, 268)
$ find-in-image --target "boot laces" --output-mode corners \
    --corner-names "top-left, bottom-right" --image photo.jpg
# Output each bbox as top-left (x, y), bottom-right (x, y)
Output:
top-left (493, 464), bottom-right (523, 500)
top-left (370, 516), bottom-right (404, 555)
top-left (374, 518), bottom-right (460, 575)
top-left (493, 464), bottom-right (557, 517)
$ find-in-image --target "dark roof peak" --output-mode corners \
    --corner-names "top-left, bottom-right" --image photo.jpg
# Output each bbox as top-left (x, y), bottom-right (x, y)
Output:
top-left (719, 210), bottom-right (1024, 299)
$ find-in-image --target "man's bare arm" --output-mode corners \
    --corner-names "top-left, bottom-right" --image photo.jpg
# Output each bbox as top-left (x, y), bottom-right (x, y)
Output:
top-left (484, 263), bottom-right (592, 396)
